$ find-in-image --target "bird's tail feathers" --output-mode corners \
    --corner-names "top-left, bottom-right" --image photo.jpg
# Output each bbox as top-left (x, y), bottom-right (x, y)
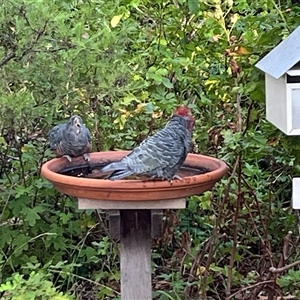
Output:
top-left (101, 161), bottom-right (128, 172)
top-left (109, 170), bottom-right (134, 180)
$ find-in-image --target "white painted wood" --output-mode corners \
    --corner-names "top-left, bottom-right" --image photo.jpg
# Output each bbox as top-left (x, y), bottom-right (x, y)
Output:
top-left (287, 84), bottom-right (300, 134)
top-left (255, 26), bottom-right (300, 79)
top-left (265, 73), bottom-right (300, 135)
top-left (292, 178), bottom-right (300, 209)
top-left (286, 83), bottom-right (293, 134)
top-left (265, 74), bottom-right (287, 133)
top-left (77, 198), bottom-right (186, 209)
top-left (287, 69), bottom-right (300, 76)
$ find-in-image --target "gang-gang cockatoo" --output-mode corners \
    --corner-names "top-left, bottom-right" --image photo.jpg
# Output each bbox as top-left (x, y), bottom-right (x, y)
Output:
top-left (101, 106), bottom-right (195, 182)
top-left (48, 115), bottom-right (92, 162)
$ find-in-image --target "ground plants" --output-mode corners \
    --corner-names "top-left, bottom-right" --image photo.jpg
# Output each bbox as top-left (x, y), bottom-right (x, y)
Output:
top-left (1, 0), bottom-right (300, 299)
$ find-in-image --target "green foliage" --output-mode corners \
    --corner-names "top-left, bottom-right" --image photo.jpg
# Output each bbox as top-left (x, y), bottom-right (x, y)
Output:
top-left (1, 0), bottom-right (300, 298)
top-left (277, 269), bottom-right (300, 298)
top-left (0, 270), bottom-right (73, 300)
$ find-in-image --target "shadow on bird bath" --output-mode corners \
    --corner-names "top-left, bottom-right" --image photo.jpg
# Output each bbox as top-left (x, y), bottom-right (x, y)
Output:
top-left (41, 151), bottom-right (228, 201)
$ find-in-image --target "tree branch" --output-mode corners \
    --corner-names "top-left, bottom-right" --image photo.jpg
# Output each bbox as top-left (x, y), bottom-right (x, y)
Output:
top-left (0, 52), bottom-right (16, 68)
top-left (270, 259), bottom-right (300, 274)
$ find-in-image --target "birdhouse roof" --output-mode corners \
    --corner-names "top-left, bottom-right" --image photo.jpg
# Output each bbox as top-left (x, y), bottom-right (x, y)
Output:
top-left (255, 26), bottom-right (300, 79)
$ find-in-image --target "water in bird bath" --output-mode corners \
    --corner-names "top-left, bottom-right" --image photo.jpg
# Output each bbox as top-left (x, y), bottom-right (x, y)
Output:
top-left (58, 161), bottom-right (209, 180)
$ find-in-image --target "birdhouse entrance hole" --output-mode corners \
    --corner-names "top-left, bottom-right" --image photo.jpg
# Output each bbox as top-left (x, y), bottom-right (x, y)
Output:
top-left (287, 66), bottom-right (300, 83)
top-left (287, 75), bottom-right (300, 83)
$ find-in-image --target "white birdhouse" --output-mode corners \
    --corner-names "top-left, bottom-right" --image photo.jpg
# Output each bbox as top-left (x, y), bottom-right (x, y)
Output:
top-left (256, 26), bottom-right (300, 135)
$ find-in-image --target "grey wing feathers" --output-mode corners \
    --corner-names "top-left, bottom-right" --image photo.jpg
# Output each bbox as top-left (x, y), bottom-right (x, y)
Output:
top-left (130, 128), bottom-right (186, 172)
top-left (129, 143), bottom-right (166, 172)
top-left (103, 126), bottom-right (186, 176)
top-left (48, 124), bottom-right (65, 150)
top-left (84, 126), bottom-right (92, 142)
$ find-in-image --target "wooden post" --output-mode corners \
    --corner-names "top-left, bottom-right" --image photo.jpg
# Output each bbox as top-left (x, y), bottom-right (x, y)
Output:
top-left (77, 198), bottom-right (186, 299)
top-left (120, 210), bottom-right (152, 300)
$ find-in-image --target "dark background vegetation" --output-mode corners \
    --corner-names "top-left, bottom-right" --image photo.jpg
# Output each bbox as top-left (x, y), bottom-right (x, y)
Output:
top-left (1, 0), bottom-right (300, 299)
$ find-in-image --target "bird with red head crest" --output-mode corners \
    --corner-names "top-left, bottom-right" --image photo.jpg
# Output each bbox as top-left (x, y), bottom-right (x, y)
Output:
top-left (101, 106), bottom-right (195, 182)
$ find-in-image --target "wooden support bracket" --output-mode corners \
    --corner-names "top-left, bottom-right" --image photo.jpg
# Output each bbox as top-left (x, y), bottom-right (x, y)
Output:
top-left (151, 209), bottom-right (163, 239)
top-left (108, 210), bottom-right (120, 240)
top-left (108, 209), bottom-right (163, 240)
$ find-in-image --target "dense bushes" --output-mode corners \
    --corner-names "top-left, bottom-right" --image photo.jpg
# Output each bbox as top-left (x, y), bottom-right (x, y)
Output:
top-left (1, 0), bottom-right (300, 299)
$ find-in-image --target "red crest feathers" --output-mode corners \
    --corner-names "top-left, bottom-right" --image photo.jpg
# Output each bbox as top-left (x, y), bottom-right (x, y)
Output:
top-left (174, 106), bottom-right (195, 132)
top-left (174, 106), bottom-right (192, 116)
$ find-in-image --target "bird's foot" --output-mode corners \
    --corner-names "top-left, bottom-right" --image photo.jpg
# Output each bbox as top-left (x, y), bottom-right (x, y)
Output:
top-left (63, 155), bottom-right (72, 162)
top-left (173, 174), bottom-right (182, 181)
top-left (169, 174), bottom-right (182, 185)
top-left (83, 153), bottom-right (90, 161)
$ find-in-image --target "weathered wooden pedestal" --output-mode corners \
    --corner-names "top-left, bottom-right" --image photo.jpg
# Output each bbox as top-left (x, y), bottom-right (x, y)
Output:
top-left (41, 152), bottom-right (228, 299)
top-left (78, 198), bottom-right (186, 300)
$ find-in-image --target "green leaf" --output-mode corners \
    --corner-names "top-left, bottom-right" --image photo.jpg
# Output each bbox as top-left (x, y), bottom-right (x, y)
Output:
top-left (188, 0), bottom-right (200, 14)
top-left (156, 68), bottom-right (168, 76)
top-left (277, 277), bottom-right (291, 288)
top-left (121, 95), bottom-right (139, 105)
top-left (23, 206), bottom-right (44, 226)
top-left (151, 73), bottom-right (163, 83)
top-left (161, 77), bottom-right (173, 88)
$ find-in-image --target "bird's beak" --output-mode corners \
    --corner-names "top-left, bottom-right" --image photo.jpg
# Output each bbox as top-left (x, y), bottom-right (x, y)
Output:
top-left (74, 118), bottom-right (81, 127)
top-left (74, 117), bottom-right (82, 133)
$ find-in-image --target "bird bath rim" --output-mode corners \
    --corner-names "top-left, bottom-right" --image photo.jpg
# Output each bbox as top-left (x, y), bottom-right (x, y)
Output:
top-left (41, 151), bottom-right (228, 201)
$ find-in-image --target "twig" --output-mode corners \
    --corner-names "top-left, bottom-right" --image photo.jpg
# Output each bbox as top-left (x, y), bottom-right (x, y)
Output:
top-left (32, 46), bottom-right (76, 53)
top-left (0, 52), bottom-right (16, 68)
top-left (0, 20), bottom-right (49, 68)
top-left (50, 269), bottom-right (120, 295)
top-left (0, 186), bottom-right (13, 222)
top-left (251, 273), bottom-right (272, 300)
top-left (205, 159), bottom-right (238, 271)
top-left (226, 155), bottom-right (242, 297)
top-left (201, 158), bottom-right (238, 300)
top-left (94, 209), bottom-right (109, 236)
top-left (239, 172), bottom-right (275, 275)
top-left (235, 80), bottom-right (242, 132)
top-left (184, 236), bottom-right (214, 297)
top-left (19, 5), bottom-right (37, 33)
top-left (242, 100), bottom-right (254, 136)
top-left (6, 155), bottom-right (20, 160)
top-left (270, 259), bottom-right (300, 274)
top-left (227, 76), bottom-right (243, 297)
top-left (227, 280), bottom-right (274, 299)
top-left (278, 231), bottom-right (293, 269)
top-left (250, 232), bottom-right (294, 299)
top-left (20, 20), bottom-right (48, 58)
top-left (241, 176), bottom-right (268, 236)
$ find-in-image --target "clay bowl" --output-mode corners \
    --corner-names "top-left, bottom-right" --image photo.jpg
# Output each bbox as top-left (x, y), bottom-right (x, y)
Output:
top-left (41, 151), bottom-right (227, 201)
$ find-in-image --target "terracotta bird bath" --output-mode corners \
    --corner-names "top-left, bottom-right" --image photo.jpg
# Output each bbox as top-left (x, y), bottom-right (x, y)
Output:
top-left (41, 151), bottom-right (227, 300)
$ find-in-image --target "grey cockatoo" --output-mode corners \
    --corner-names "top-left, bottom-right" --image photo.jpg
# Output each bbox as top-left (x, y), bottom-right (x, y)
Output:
top-left (48, 115), bottom-right (92, 162)
top-left (101, 106), bottom-right (195, 182)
